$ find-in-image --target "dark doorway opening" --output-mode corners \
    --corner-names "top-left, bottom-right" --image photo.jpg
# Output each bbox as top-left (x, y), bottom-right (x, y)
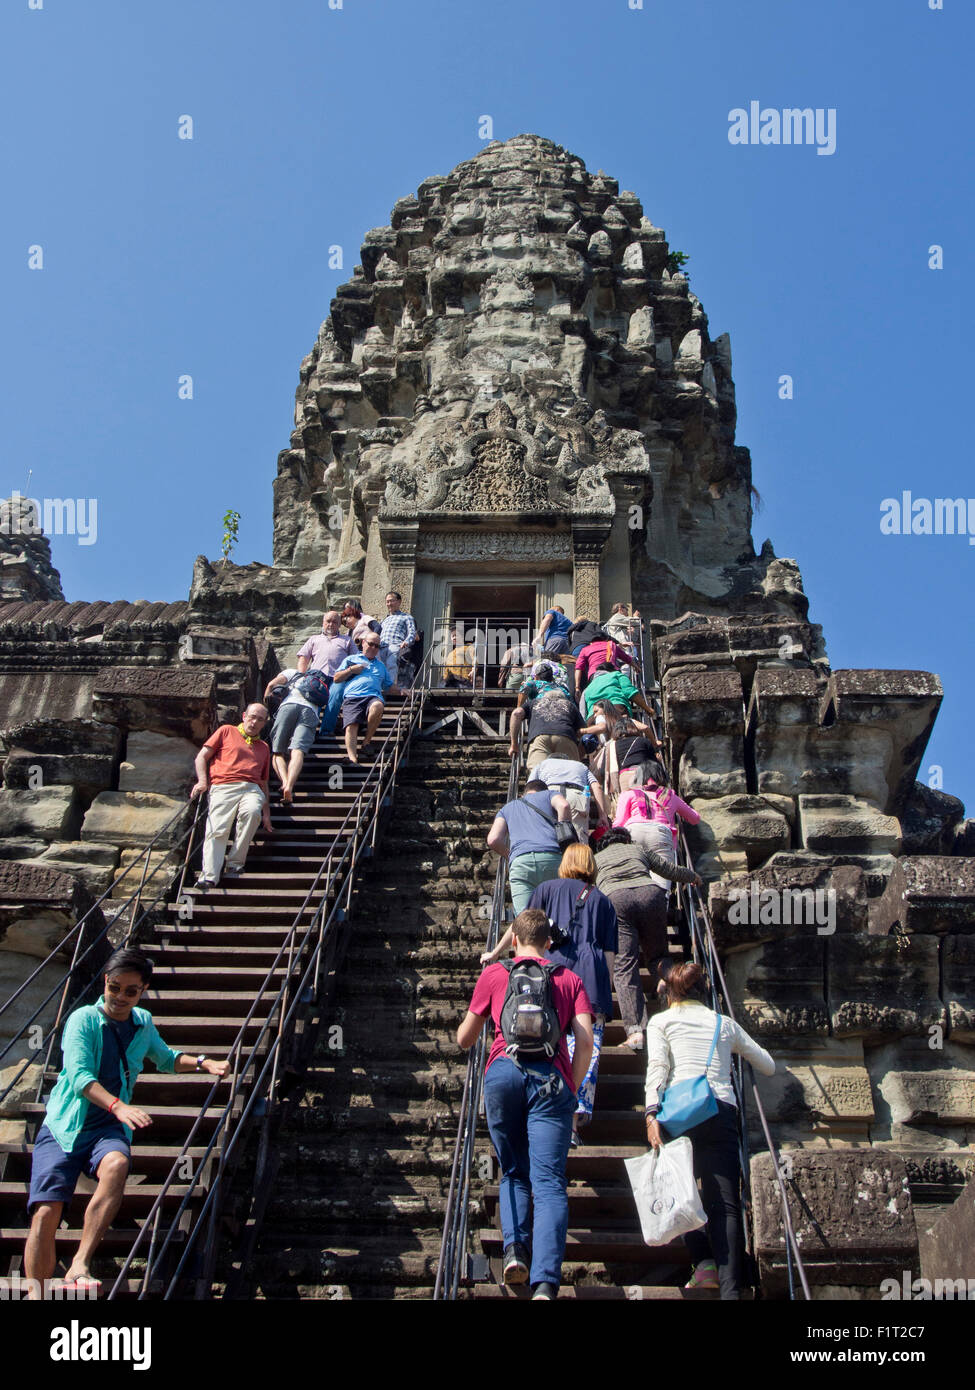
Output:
top-left (449, 584), bottom-right (536, 690)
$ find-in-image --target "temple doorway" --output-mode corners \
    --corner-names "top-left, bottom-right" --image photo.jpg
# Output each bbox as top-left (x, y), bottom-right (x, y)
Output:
top-left (448, 582), bottom-right (536, 689)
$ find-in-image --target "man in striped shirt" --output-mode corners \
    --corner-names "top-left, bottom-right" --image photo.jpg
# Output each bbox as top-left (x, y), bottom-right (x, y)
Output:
top-left (379, 591), bottom-right (417, 684)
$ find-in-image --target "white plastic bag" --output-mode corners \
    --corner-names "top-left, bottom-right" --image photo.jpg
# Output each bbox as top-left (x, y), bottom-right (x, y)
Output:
top-left (624, 1137), bottom-right (707, 1247)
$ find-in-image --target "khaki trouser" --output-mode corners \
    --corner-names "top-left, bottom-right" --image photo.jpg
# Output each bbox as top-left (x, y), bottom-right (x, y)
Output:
top-left (202, 780), bottom-right (266, 881)
top-left (526, 735), bottom-right (580, 772)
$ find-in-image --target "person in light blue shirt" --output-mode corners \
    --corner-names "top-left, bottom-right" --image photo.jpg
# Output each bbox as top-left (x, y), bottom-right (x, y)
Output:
top-left (23, 947), bottom-right (229, 1298)
top-left (332, 631), bottom-right (401, 763)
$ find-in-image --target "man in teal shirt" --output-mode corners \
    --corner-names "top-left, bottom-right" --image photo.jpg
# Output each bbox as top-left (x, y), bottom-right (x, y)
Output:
top-left (24, 947), bottom-right (229, 1297)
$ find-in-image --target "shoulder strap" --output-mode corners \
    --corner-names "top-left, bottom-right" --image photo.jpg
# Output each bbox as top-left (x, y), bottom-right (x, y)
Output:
top-left (522, 796), bottom-right (556, 829)
top-left (705, 1014), bottom-right (722, 1069)
top-left (567, 885), bottom-right (592, 933)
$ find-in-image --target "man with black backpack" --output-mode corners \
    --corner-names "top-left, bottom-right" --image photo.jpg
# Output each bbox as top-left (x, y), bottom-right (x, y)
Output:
top-left (263, 663), bottom-right (334, 803)
top-left (457, 908), bottom-right (594, 1300)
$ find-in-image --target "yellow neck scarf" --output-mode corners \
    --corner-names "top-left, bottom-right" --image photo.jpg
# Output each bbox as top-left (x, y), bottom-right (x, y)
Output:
top-left (237, 723), bottom-right (258, 745)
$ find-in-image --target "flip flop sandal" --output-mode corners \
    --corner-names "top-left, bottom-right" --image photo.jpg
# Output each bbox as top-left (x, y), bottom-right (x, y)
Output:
top-left (59, 1276), bottom-right (102, 1295)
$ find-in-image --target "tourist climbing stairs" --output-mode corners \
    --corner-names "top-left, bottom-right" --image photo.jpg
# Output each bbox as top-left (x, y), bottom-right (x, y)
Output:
top-left (0, 685), bottom-right (424, 1298)
top-left (228, 688), bottom-right (518, 1299)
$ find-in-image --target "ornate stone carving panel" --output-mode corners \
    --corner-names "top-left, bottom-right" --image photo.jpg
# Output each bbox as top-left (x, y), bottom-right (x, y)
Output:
top-left (444, 436), bottom-right (547, 513)
top-left (415, 531), bottom-right (571, 563)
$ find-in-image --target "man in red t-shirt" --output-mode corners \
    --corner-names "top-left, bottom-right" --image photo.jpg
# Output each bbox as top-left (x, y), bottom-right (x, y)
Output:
top-left (190, 704), bottom-right (273, 889)
top-left (458, 908), bottom-right (593, 1300)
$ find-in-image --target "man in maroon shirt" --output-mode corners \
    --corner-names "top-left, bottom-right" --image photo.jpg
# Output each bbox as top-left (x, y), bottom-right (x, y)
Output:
top-left (190, 704), bottom-right (272, 889)
top-left (457, 908), bottom-right (593, 1300)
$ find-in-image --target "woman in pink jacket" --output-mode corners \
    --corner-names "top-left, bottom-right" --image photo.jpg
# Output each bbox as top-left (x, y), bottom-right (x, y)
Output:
top-left (612, 761), bottom-right (699, 888)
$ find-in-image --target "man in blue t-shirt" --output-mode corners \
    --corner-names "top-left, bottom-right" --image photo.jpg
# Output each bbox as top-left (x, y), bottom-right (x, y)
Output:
top-left (486, 780), bottom-right (573, 914)
top-left (534, 606), bottom-right (573, 656)
top-left (332, 630), bottom-right (402, 763)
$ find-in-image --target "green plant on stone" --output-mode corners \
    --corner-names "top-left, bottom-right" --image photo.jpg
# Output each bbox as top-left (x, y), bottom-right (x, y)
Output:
top-left (666, 250), bottom-right (689, 275)
top-left (221, 509), bottom-right (241, 568)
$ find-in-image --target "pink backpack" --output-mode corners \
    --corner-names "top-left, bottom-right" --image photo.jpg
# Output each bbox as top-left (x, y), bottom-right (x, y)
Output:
top-left (639, 786), bottom-right (675, 827)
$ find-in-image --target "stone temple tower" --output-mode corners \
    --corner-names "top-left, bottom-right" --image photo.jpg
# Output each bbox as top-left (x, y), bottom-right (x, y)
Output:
top-left (265, 133), bottom-right (816, 651)
top-left (12, 133), bottom-right (959, 1290)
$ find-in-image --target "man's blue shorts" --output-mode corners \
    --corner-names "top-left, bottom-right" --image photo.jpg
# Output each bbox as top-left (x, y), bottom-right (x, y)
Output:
top-left (28, 1123), bottom-right (130, 1213)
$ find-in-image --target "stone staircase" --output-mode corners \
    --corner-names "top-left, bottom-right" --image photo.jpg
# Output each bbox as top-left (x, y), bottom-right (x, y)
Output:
top-left (242, 691), bottom-right (703, 1301)
top-left (239, 699), bottom-right (510, 1299)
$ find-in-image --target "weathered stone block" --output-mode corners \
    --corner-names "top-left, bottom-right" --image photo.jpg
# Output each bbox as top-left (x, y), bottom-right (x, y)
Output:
top-left (0, 1047), bottom-right (43, 1118)
top-left (0, 787), bottom-right (81, 842)
top-left (763, 850), bottom-right (896, 901)
top-left (870, 856), bottom-right (975, 936)
top-left (686, 794), bottom-right (791, 878)
top-left (828, 934), bottom-right (944, 1039)
top-left (820, 670), bottom-right (942, 813)
top-left (944, 935), bottom-right (975, 1042)
top-left (724, 937), bottom-right (828, 1037)
top-left (901, 782), bottom-right (966, 855)
top-left (662, 669), bottom-right (743, 763)
top-left (710, 862), bottom-right (867, 947)
top-left (81, 790), bottom-right (190, 848)
top-left (867, 1040), bottom-right (975, 1130)
top-left (752, 1150), bottom-right (917, 1290)
top-left (0, 838), bottom-right (46, 861)
top-left (0, 953), bottom-right (68, 1041)
top-left (92, 666), bottom-right (216, 742)
top-left (39, 841), bottom-right (120, 869)
top-left (749, 1038), bottom-right (874, 1143)
top-left (678, 733), bottom-right (747, 798)
top-left (111, 849), bottom-right (181, 901)
top-left (798, 794), bottom-right (901, 855)
top-left (919, 1171), bottom-right (975, 1284)
top-left (3, 749), bottom-right (116, 797)
top-left (119, 730), bottom-right (197, 799)
top-left (0, 910), bottom-right (74, 961)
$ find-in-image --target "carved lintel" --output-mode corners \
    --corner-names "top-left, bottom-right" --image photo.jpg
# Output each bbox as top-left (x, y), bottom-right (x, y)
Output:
top-left (415, 531), bottom-right (571, 564)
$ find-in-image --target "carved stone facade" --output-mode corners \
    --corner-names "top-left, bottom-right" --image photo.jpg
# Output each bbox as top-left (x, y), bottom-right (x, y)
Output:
top-left (1, 134), bottom-right (972, 1292)
top-left (261, 134), bottom-right (808, 649)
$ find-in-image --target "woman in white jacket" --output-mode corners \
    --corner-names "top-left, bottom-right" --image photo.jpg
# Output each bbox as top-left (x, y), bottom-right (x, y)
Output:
top-left (644, 961), bottom-right (775, 1299)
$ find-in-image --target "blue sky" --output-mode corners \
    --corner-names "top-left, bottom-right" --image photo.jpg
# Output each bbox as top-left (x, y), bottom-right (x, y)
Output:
top-left (2, 0), bottom-right (972, 807)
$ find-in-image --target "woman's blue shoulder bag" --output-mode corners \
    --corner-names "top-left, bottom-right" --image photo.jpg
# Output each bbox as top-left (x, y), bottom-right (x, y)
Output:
top-left (657, 1014), bottom-right (723, 1138)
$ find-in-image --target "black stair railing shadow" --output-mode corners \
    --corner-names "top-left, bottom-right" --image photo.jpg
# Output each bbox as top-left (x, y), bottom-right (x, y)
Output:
top-left (98, 647), bottom-right (441, 1300)
top-left (434, 622), bottom-right (811, 1301)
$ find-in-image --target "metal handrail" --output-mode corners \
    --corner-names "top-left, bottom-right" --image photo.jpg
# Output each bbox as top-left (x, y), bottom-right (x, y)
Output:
top-left (105, 647), bottom-right (438, 1299)
top-left (639, 633), bottom-right (810, 1300)
top-left (434, 715), bottom-right (523, 1300)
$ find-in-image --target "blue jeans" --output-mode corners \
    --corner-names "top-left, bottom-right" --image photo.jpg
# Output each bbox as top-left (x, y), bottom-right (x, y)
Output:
top-left (320, 681), bottom-right (344, 735)
top-left (483, 1057), bottom-right (576, 1288)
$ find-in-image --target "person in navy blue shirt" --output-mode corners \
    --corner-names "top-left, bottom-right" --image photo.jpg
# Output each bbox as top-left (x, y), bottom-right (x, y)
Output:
top-left (528, 844), bottom-right (617, 1143)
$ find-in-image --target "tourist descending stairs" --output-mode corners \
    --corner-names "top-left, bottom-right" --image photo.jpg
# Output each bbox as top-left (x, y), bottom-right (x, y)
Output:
top-left (0, 684), bottom-right (429, 1299)
top-left (231, 688), bottom-right (518, 1299)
